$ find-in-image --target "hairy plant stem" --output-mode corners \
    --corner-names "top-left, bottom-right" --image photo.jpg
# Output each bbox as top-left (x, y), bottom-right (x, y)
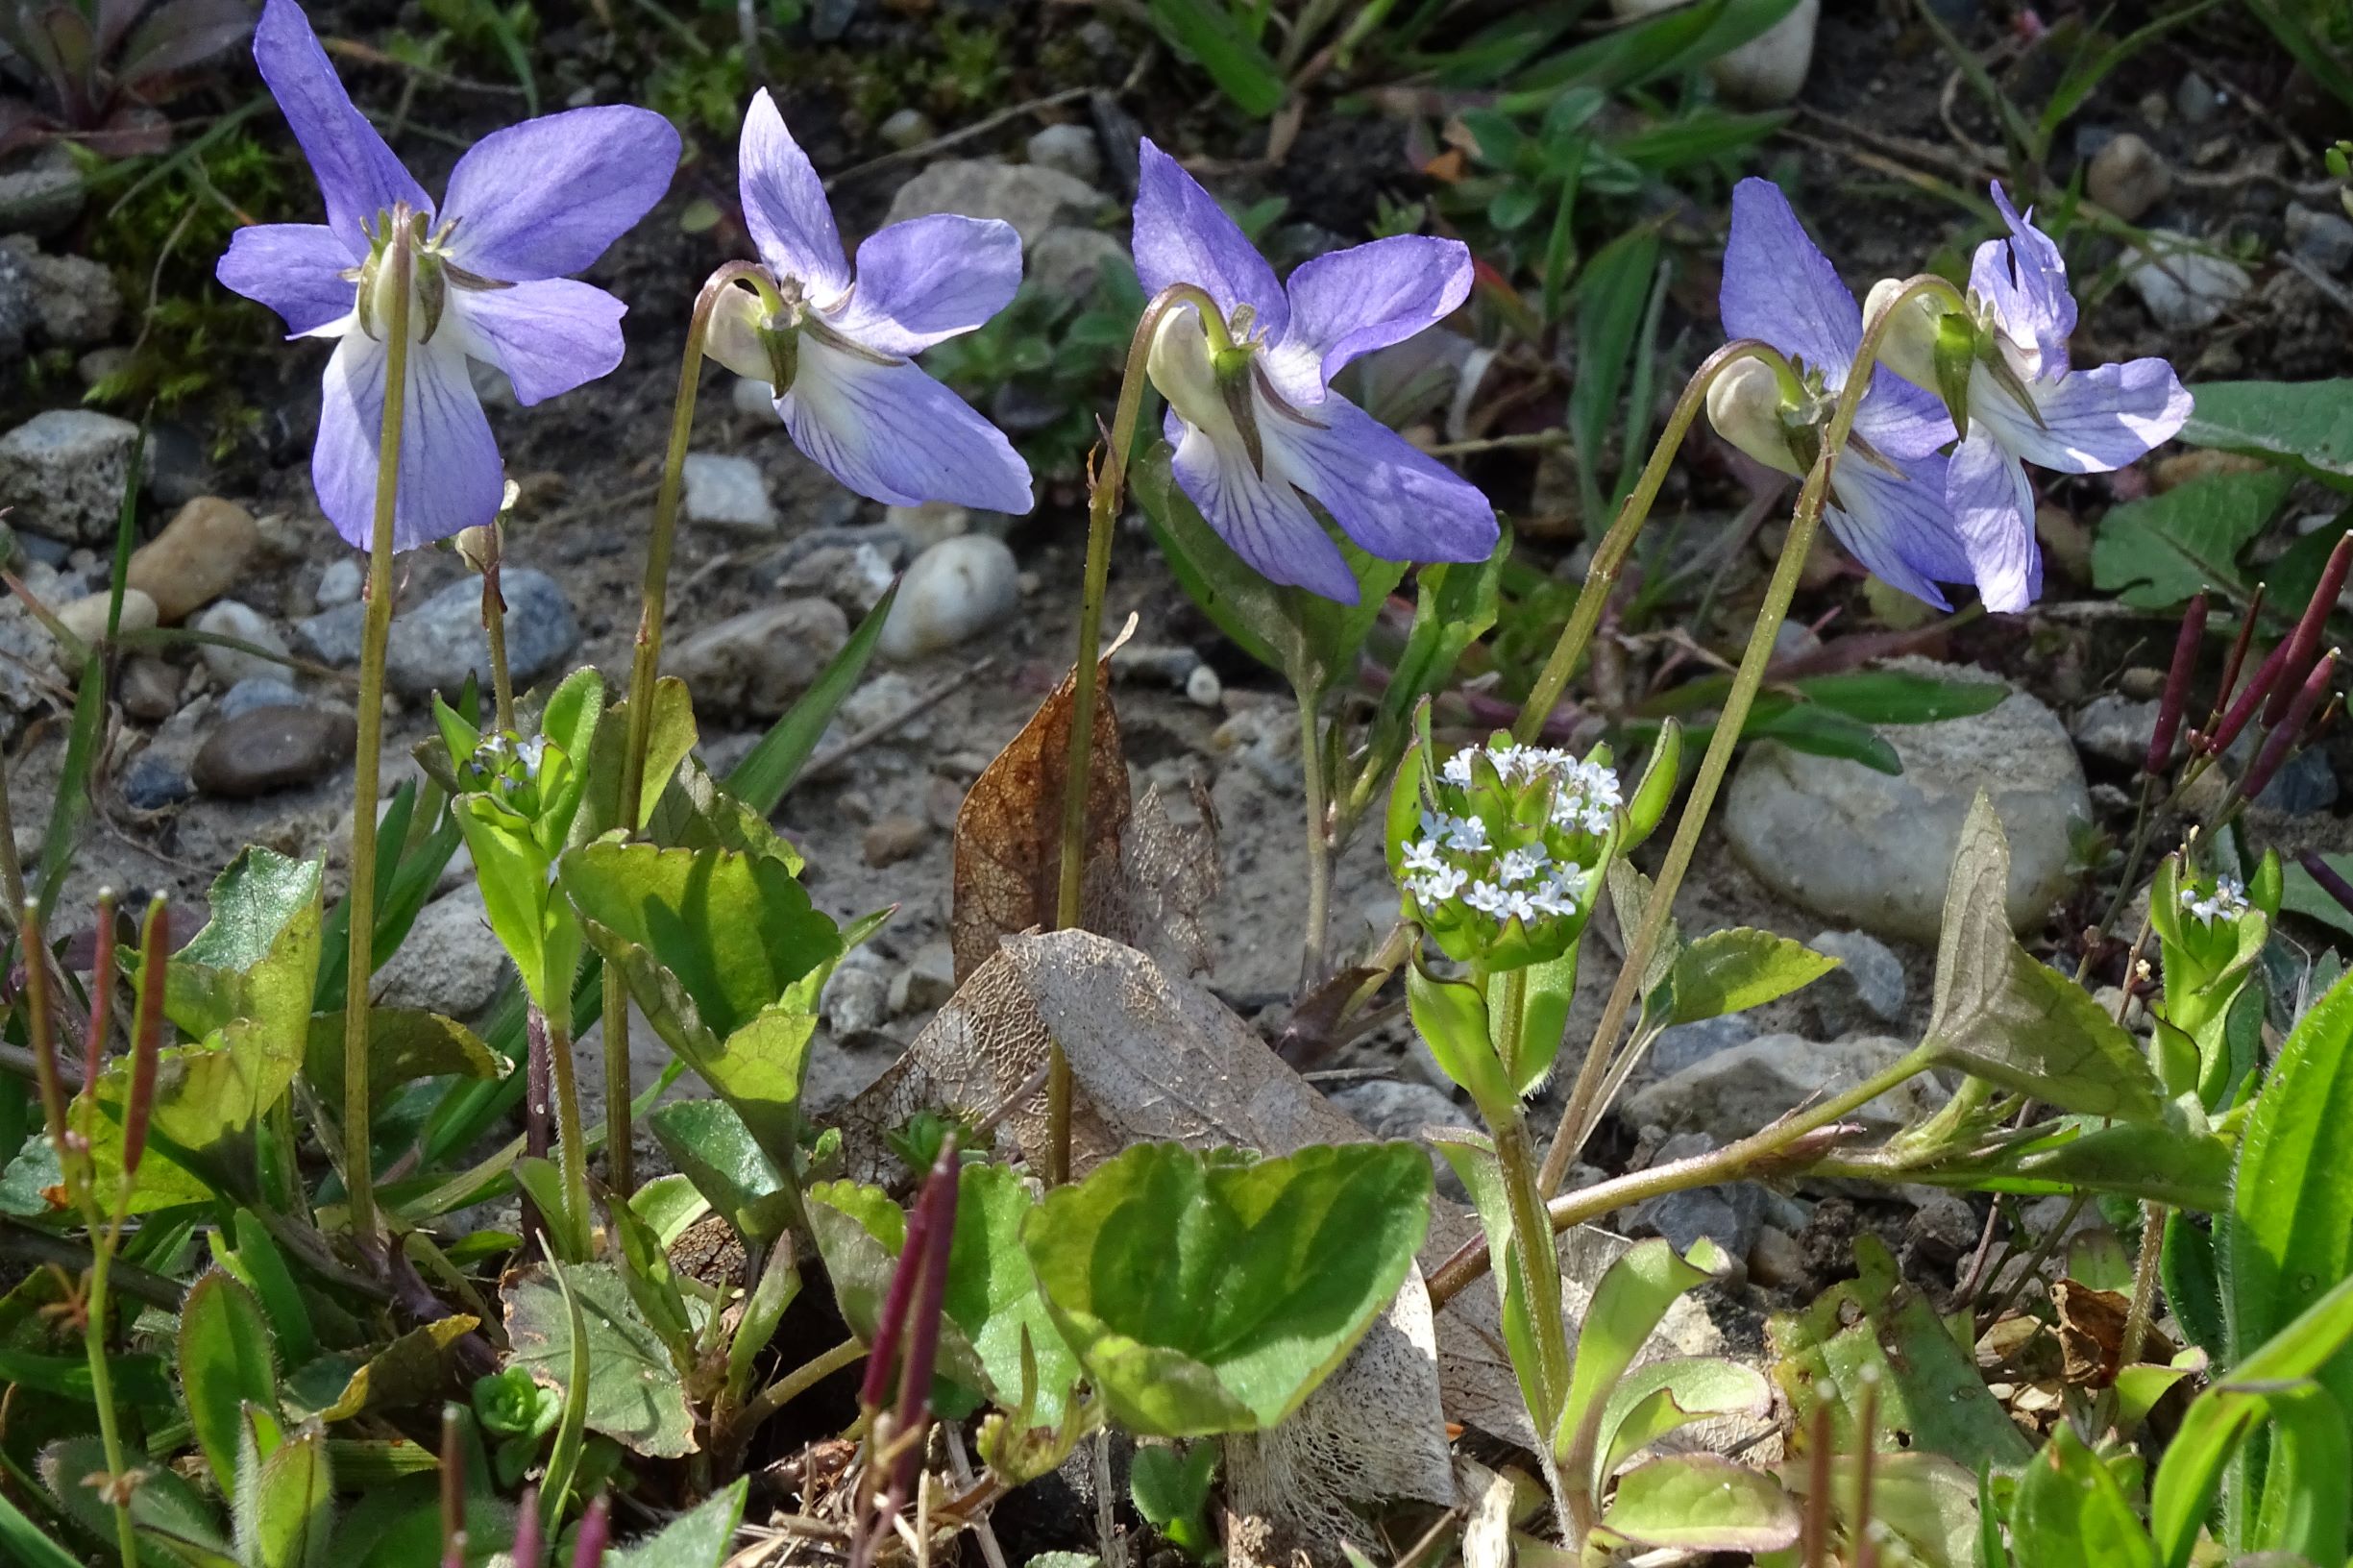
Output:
top-left (1050, 281), bottom-right (1227, 1185)
top-left (1536, 280), bottom-right (1965, 1198)
top-left (1510, 340), bottom-right (1781, 746)
top-left (1432, 1042), bottom-right (1938, 1309)
top-left (540, 1007), bottom-right (592, 1260)
top-left (606, 261), bottom-right (774, 1200)
top-left (2119, 1200), bottom-right (2167, 1370)
top-left (482, 553), bottom-right (515, 737)
top-left (344, 232), bottom-right (417, 1243)
top-left (1298, 693), bottom-right (1333, 988)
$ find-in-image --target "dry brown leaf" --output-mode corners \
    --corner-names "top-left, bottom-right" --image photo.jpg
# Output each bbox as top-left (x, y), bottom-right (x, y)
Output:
top-left (2054, 1279), bottom-right (2174, 1388)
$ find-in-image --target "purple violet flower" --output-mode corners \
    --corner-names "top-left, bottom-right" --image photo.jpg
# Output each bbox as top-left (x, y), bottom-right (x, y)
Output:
top-left (1133, 139), bottom-right (1498, 603)
top-left (1869, 184), bottom-right (2192, 613)
top-left (704, 90), bottom-right (1033, 514)
top-left (1710, 178), bottom-right (1974, 611)
top-left (215, 0), bottom-right (678, 551)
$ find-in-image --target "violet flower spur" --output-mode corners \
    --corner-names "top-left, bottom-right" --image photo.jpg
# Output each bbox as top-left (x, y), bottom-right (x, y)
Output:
top-left (702, 90), bottom-right (1032, 514)
top-left (1867, 184), bottom-right (2192, 613)
top-left (1133, 139), bottom-right (1498, 603)
top-left (1706, 178), bottom-right (1974, 611)
top-left (214, 0), bottom-right (677, 552)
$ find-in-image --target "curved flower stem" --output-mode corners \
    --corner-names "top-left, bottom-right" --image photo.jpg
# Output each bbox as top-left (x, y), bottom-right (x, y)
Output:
top-left (606, 260), bottom-right (773, 1197)
top-left (1536, 280), bottom-right (1962, 1199)
top-left (1050, 282), bottom-right (1227, 1185)
top-left (344, 233), bottom-right (416, 1243)
top-left (1432, 1043), bottom-right (1938, 1309)
top-left (1298, 686), bottom-right (1333, 987)
top-left (1510, 340), bottom-right (1783, 745)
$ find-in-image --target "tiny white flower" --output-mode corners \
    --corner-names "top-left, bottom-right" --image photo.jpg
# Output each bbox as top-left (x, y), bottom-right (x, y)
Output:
top-left (1421, 808), bottom-right (1463, 844)
top-left (1402, 837), bottom-right (1448, 875)
top-left (1463, 880), bottom-right (1511, 918)
top-left (1497, 845), bottom-right (1551, 886)
top-left (1528, 871), bottom-right (1581, 919)
top-left (2182, 876), bottom-right (2248, 924)
top-left (1446, 814), bottom-right (1491, 853)
top-left (1442, 747), bottom-right (1477, 787)
top-left (1410, 864), bottom-right (1468, 904)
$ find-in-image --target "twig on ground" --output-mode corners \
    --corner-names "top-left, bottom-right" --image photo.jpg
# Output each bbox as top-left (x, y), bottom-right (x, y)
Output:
top-left (798, 659), bottom-right (994, 783)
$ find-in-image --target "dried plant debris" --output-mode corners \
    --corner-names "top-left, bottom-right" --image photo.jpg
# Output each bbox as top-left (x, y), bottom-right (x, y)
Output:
top-left (950, 629), bottom-right (1217, 987)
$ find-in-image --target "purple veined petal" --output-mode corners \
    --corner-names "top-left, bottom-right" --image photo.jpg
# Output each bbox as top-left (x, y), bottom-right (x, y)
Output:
top-left (1970, 184), bottom-right (2075, 377)
top-left (1719, 178), bottom-right (1860, 386)
top-left (449, 278), bottom-right (626, 405)
top-left (826, 213), bottom-right (1022, 356)
top-left (1972, 355), bottom-right (2192, 476)
top-left (1261, 233), bottom-right (1474, 406)
top-left (1133, 139), bottom-right (1287, 340)
top-left (253, 0), bottom-right (429, 256)
top-left (1825, 448), bottom-right (1970, 611)
top-left (1259, 390), bottom-right (1498, 567)
top-left (1851, 367), bottom-right (1959, 463)
top-left (776, 334), bottom-right (1033, 513)
top-left (1164, 412), bottom-right (1356, 601)
top-left (215, 221), bottom-right (355, 335)
top-left (313, 331), bottom-right (505, 552)
top-left (439, 106), bottom-right (680, 282)
top-left (1946, 427), bottom-right (2043, 613)
top-left (739, 89), bottom-right (849, 302)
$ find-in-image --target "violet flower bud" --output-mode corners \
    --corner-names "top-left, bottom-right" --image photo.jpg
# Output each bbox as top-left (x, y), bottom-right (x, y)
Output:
top-left (568, 1495), bottom-right (608, 1568)
top-left (2267, 532), bottom-right (2352, 725)
top-left (2244, 649), bottom-right (2339, 801)
top-left (2147, 592), bottom-right (2205, 774)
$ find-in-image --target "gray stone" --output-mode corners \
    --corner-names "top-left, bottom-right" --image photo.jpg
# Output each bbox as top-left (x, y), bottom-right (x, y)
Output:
top-left (1029, 225), bottom-right (1129, 298)
top-left (293, 600), bottom-right (367, 666)
top-left (681, 452), bottom-right (775, 531)
top-left (774, 540), bottom-right (896, 614)
top-left (885, 501), bottom-right (969, 551)
top-left (191, 705), bottom-right (355, 797)
top-left (1632, 1185), bottom-right (1763, 1263)
top-left (17, 246), bottom-right (120, 346)
top-left (2173, 70), bottom-right (2218, 125)
top-left (2071, 693), bottom-right (2162, 769)
top-left (126, 497), bottom-right (260, 624)
top-left (1613, 0), bottom-right (1813, 106)
top-left (888, 942), bottom-right (958, 1016)
top-left (122, 749), bottom-right (196, 810)
top-left (1646, 1013), bottom-right (1760, 1082)
top-left (375, 884), bottom-right (508, 1018)
top-left (1748, 1225), bottom-right (1808, 1289)
top-left (140, 422), bottom-right (209, 509)
top-left (1330, 1078), bottom-right (1473, 1196)
top-left (884, 159), bottom-right (1110, 249)
top-left (1026, 123), bottom-right (1103, 184)
top-left (386, 568), bottom-right (577, 699)
top-left (1622, 1033), bottom-right (1944, 1146)
top-left (218, 676), bottom-right (304, 721)
top-left (1900, 1188), bottom-right (1981, 1275)
top-left (0, 146), bottom-right (86, 237)
top-left (821, 951), bottom-right (891, 1039)
top-left (0, 409), bottom-right (142, 543)
top-left (878, 109), bottom-right (935, 150)
top-left (2286, 204), bottom-right (2353, 275)
top-left (0, 241), bottom-right (29, 360)
top-left (809, 0), bottom-right (855, 41)
top-left (2086, 133), bottom-right (2169, 223)
top-left (880, 535), bottom-right (1020, 661)
top-left (314, 557), bottom-right (363, 608)
top-left (672, 598), bottom-right (849, 717)
top-left (1807, 929), bottom-right (1907, 1038)
top-left (2256, 745), bottom-right (2338, 814)
top-left (193, 600), bottom-right (290, 687)
top-left (730, 375), bottom-right (776, 418)
top-left (2124, 231), bottom-right (2250, 331)
top-left (1722, 660), bottom-right (2088, 942)
top-left (53, 587), bottom-right (156, 655)
top-left (118, 655), bottom-right (181, 723)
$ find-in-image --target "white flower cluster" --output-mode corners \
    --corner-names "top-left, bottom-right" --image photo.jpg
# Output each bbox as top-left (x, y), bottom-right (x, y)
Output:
top-left (1401, 743), bottom-right (1623, 927)
top-left (1436, 743), bottom-right (1621, 837)
top-left (2180, 876), bottom-right (2249, 925)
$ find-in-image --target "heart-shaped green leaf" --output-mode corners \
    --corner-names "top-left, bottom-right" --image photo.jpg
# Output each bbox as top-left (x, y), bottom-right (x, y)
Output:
top-left (502, 1262), bottom-right (696, 1458)
top-left (1022, 1141), bottom-right (1432, 1435)
top-left (1600, 1454), bottom-right (1799, 1554)
top-left (648, 1098), bottom-right (800, 1246)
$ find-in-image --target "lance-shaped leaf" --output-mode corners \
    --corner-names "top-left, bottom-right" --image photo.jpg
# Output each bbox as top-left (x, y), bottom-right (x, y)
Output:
top-left (1658, 927), bottom-right (1839, 1026)
top-left (300, 1007), bottom-right (503, 1110)
top-left (1555, 1238), bottom-right (1727, 1499)
top-left (606, 1477), bottom-right (748, 1568)
top-left (236, 1428), bottom-right (333, 1568)
top-left (2011, 1420), bottom-right (2158, 1568)
top-left (179, 1269), bottom-right (279, 1486)
top-left (649, 1098), bottom-right (800, 1245)
top-left (38, 1434), bottom-right (229, 1568)
top-left (1020, 1141), bottom-right (1432, 1435)
top-left (1923, 795), bottom-right (2164, 1121)
top-left (503, 1262), bottom-right (696, 1458)
top-left (1598, 1454), bottom-right (1800, 1554)
top-left (587, 674), bottom-right (699, 837)
top-left (1592, 1356), bottom-right (1772, 1492)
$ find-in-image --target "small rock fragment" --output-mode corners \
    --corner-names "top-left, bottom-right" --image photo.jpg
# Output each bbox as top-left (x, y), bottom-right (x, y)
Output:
top-left (1806, 929), bottom-right (1907, 1038)
top-left (193, 600), bottom-right (290, 687)
top-left (17, 247), bottom-right (120, 346)
top-left (862, 814), bottom-right (931, 868)
top-left (0, 409), bottom-right (141, 544)
top-left (218, 676), bottom-right (304, 721)
top-left (293, 600), bottom-right (366, 666)
top-left (386, 568), bottom-right (578, 698)
top-left (681, 452), bottom-right (776, 531)
top-left (884, 501), bottom-right (969, 551)
top-left (126, 497), bottom-right (261, 624)
top-left (1026, 123), bottom-right (1103, 184)
top-left (2173, 70), bottom-right (2218, 125)
top-left (0, 145), bottom-right (86, 237)
top-left (880, 535), bottom-right (1019, 661)
top-left (1185, 663), bottom-right (1222, 709)
top-left (2286, 204), bottom-right (2353, 275)
top-left (54, 587), bottom-right (157, 656)
top-left (888, 942), bottom-right (958, 1016)
top-left (1748, 1225), bottom-right (1808, 1289)
top-left (2124, 231), bottom-right (2250, 331)
top-left (2071, 693), bottom-right (2162, 769)
top-left (820, 952), bottom-right (891, 1038)
top-left (2086, 133), bottom-right (2169, 222)
top-left (878, 108), bottom-right (936, 150)
top-left (122, 749), bottom-right (196, 810)
top-left (118, 655), bottom-right (182, 723)
top-left (191, 705), bottom-right (356, 797)
top-left (314, 556), bottom-right (363, 608)
top-left (884, 159), bottom-right (1110, 248)
top-left (1612, 0), bottom-right (1815, 105)
top-left (375, 884), bottom-right (508, 1017)
top-left (673, 599), bottom-right (850, 717)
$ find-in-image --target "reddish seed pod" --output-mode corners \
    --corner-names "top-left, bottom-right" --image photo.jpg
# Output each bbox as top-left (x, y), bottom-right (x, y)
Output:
top-left (21, 900), bottom-right (68, 1154)
top-left (84, 890), bottom-right (116, 1100)
top-left (2147, 592), bottom-right (2206, 774)
top-left (2208, 636), bottom-right (2295, 757)
top-left (569, 1495), bottom-right (609, 1568)
top-left (121, 896), bottom-right (169, 1180)
top-left (2299, 849), bottom-right (2353, 919)
top-left (511, 1486), bottom-right (542, 1568)
top-left (2244, 650), bottom-right (2339, 801)
top-left (2267, 533), bottom-right (2353, 726)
